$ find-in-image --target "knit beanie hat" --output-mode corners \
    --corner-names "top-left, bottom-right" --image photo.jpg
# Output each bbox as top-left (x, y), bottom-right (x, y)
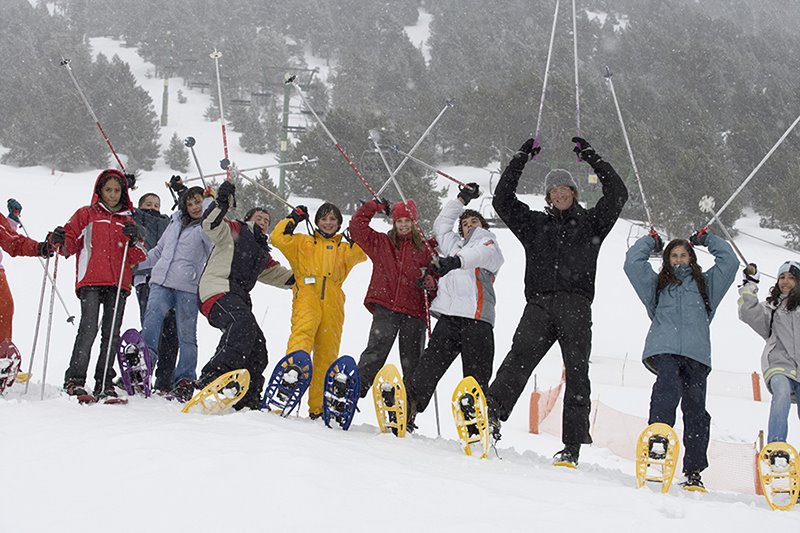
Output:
top-left (391, 199), bottom-right (417, 222)
top-left (777, 260), bottom-right (800, 279)
top-left (544, 168), bottom-right (579, 195)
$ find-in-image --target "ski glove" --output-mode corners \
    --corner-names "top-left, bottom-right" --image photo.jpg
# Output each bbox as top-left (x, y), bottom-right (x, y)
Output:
top-left (457, 183), bottom-right (481, 205)
top-left (688, 226), bottom-right (709, 247)
top-left (373, 198), bottom-right (391, 217)
top-left (289, 205), bottom-right (309, 225)
top-left (124, 173), bottom-right (137, 191)
top-left (509, 138), bottom-right (541, 169)
top-left (48, 226), bottom-right (66, 250)
top-left (122, 222), bottom-right (140, 246)
top-left (430, 255), bottom-right (461, 277)
top-left (417, 271), bottom-right (438, 292)
top-left (216, 181), bottom-right (236, 209)
top-left (7, 198), bottom-right (22, 223)
top-left (743, 263), bottom-right (760, 284)
top-left (169, 175), bottom-right (188, 195)
top-left (648, 228), bottom-right (664, 254)
top-left (572, 137), bottom-right (602, 167)
top-left (36, 240), bottom-right (53, 258)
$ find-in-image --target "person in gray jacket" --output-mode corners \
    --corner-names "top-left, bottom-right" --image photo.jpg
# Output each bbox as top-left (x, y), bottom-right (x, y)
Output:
top-left (138, 186), bottom-right (213, 400)
top-left (738, 260), bottom-right (800, 448)
top-left (624, 229), bottom-right (737, 490)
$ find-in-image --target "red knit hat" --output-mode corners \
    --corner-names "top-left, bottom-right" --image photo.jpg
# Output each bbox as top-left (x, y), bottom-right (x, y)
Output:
top-left (391, 199), bottom-right (417, 222)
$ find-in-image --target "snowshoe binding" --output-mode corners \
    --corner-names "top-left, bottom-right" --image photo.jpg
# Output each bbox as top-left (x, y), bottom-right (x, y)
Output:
top-left (181, 369), bottom-right (250, 415)
top-left (261, 351), bottom-right (312, 417)
top-left (371, 364), bottom-right (407, 437)
top-left (635, 422), bottom-right (680, 493)
top-left (322, 356), bottom-right (360, 430)
top-left (116, 329), bottom-right (153, 398)
top-left (0, 340), bottom-right (22, 394)
top-left (451, 376), bottom-right (490, 459)
top-left (757, 442), bottom-right (799, 510)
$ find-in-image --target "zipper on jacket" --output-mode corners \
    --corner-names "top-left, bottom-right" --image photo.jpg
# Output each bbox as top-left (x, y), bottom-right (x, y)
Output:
top-left (321, 276), bottom-right (327, 300)
top-left (393, 241), bottom-right (408, 304)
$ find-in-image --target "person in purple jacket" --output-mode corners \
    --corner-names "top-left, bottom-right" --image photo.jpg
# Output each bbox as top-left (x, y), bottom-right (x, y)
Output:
top-left (138, 186), bottom-right (213, 400)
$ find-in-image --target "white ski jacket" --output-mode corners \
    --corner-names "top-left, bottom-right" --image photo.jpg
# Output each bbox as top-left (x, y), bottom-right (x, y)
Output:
top-left (430, 200), bottom-right (504, 326)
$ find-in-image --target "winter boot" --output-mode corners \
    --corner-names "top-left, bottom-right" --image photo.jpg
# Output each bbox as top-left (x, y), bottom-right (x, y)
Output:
top-left (380, 382), bottom-right (400, 435)
top-left (277, 366), bottom-right (301, 403)
top-left (648, 434), bottom-right (669, 460)
top-left (680, 471), bottom-right (705, 491)
top-left (94, 381), bottom-right (118, 399)
top-left (64, 380), bottom-right (89, 397)
top-left (406, 399), bottom-right (418, 434)
top-left (553, 444), bottom-right (581, 467)
top-left (169, 379), bottom-right (195, 403)
top-left (331, 372), bottom-right (349, 417)
top-left (487, 403), bottom-right (502, 442)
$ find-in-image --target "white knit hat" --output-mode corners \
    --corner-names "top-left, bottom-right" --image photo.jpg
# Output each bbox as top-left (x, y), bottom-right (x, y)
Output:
top-left (777, 260), bottom-right (800, 279)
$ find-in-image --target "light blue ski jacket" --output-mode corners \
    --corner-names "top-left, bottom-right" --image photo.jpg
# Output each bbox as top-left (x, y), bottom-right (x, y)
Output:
top-left (624, 233), bottom-right (737, 372)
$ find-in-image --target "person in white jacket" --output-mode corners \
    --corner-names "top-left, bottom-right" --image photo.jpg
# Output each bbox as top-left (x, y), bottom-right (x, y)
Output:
top-left (405, 184), bottom-right (504, 428)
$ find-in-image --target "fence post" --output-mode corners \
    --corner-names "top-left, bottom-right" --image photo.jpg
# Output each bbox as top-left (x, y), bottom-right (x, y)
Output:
top-left (529, 391), bottom-right (541, 434)
top-left (751, 372), bottom-right (762, 402)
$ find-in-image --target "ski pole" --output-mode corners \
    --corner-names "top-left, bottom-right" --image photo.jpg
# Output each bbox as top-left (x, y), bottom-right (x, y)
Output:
top-left (698, 195), bottom-right (749, 266)
top-left (24, 255), bottom-right (50, 395)
top-left (40, 253), bottom-right (60, 400)
top-left (184, 136), bottom-right (208, 189)
top-left (604, 67), bottom-right (655, 230)
top-left (532, 0), bottom-right (561, 155)
top-left (17, 220), bottom-right (75, 323)
top-left (704, 110), bottom-right (800, 228)
top-left (571, 0), bottom-right (581, 136)
top-left (231, 166), bottom-right (295, 210)
top-left (391, 148), bottom-right (476, 191)
top-left (210, 49), bottom-right (232, 182)
top-left (374, 100), bottom-right (455, 197)
top-left (182, 157), bottom-right (318, 183)
top-left (285, 74), bottom-right (379, 199)
top-left (60, 57), bottom-right (126, 171)
top-left (99, 243), bottom-right (130, 396)
top-left (368, 132), bottom-right (438, 259)
top-left (421, 275), bottom-right (441, 438)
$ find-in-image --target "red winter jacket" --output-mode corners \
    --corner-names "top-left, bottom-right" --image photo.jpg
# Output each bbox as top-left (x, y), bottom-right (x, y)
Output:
top-left (61, 169), bottom-right (146, 294)
top-left (0, 213), bottom-right (38, 267)
top-left (348, 200), bottom-right (436, 321)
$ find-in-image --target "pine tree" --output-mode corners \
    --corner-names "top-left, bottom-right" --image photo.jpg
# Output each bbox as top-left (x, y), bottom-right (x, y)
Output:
top-left (164, 132), bottom-right (190, 172)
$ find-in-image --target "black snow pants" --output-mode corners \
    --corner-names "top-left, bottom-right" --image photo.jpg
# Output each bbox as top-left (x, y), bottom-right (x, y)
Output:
top-left (199, 293), bottom-right (267, 410)
top-left (407, 315), bottom-right (494, 413)
top-left (356, 304), bottom-right (426, 398)
top-left (487, 292), bottom-right (593, 445)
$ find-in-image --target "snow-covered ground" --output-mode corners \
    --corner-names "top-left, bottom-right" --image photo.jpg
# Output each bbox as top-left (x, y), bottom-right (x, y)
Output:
top-left (1, 38), bottom-right (799, 532)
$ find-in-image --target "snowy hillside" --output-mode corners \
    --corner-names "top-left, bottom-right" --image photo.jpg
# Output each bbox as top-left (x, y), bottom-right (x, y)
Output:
top-left (1, 38), bottom-right (799, 531)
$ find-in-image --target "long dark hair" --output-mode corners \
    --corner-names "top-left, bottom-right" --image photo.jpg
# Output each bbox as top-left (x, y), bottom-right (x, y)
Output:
top-left (767, 277), bottom-right (800, 311)
top-left (656, 239), bottom-right (710, 314)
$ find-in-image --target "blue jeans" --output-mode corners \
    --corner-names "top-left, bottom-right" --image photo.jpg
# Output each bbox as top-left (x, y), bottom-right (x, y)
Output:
top-left (767, 374), bottom-right (800, 443)
top-left (142, 284), bottom-right (199, 385)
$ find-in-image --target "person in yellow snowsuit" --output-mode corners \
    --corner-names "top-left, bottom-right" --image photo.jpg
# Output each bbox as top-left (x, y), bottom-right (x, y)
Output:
top-left (271, 202), bottom-right (367, 417)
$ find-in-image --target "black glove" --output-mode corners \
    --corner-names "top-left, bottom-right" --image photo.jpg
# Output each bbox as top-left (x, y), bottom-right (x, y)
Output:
top-left (48, 226), bottom-right (66, 249)
top-left (216, 181), bottom-right (236, 209)
top-left (122, 222), bottom-right (140, 246)
top-left (648, 227), bottom-right (664, 254)
top-left (430, 255), bottom-right (461, 277)
top-left (374, 198), bottom-right (391, 217)
top-left (688, 226), bottom-right (709, 247)
top-left (7, 198), bottom-right (22, 223)
top-left (169, 175), bottom-right (188, 195)
top-left (743, 263), bottom-right (760, 284)
top-left (457, 183), bottom-right (481, 205)
top-left (509, 138), bottom-right (541, 169)
top-left (36, 240), bottom-right (53, 258)
top-left (572, 137), bottom-right (602, 167)
top-left (289, 205), bottom-right (309, 225)
top-left (419, 272), bottom-right (437, 292)
top-left (124, 173), bottom-right (137, 191)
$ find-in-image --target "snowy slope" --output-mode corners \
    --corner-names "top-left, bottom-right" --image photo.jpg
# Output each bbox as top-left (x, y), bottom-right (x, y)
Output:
top-left (1, 38), bottom-right (799, 531)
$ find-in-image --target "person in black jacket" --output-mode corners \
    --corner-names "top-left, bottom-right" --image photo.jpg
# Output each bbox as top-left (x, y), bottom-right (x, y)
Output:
top-left (486, 137), bottom-right (628, 467)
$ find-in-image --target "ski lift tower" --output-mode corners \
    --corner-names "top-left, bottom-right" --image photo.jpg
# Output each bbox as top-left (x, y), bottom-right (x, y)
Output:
top-left (263, 66), bottom-right (318, 197)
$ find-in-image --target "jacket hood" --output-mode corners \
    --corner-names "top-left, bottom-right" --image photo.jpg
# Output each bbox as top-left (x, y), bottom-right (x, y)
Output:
top-left (92, 169), bottom-right (133, 213)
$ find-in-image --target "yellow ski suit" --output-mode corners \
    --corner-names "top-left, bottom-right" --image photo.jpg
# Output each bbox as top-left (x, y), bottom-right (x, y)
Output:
top-left (271, 218), bottom-right (367, 415)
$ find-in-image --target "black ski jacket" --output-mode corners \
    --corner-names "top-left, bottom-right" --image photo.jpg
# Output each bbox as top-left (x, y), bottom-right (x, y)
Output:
top-left (493, 157), bottom-right (628, 303)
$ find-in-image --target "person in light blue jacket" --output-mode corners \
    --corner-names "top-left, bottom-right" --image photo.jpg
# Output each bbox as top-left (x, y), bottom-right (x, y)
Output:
top-left (139, 187), bottom-right (213, 399)
top-left (624, 229), bottom-right (737, 490)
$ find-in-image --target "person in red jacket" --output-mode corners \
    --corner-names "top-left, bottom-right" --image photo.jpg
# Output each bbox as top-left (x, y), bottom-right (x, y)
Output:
top-left (53, 169), bottom-right (147, 398)
top-left (348, 198), bottom-right (435, 399)
top-left (0, 199), bottom-right (55, 344)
